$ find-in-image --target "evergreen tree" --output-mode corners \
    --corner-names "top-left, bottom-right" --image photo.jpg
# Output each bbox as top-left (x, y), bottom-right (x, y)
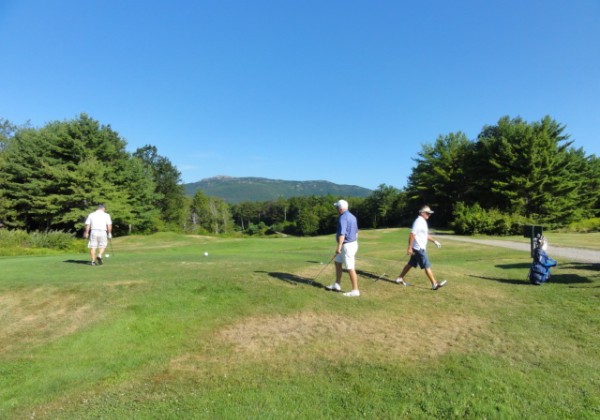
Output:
top-left (133, 145), bottom-right (186, 229)
top-left (476, 116), bottom-right (590, 225)
top-left (0, 114), bottom-right (159, 233)
top-left (405, 132), bottom-right (473, 226)
top-left (362, 184), bottom-right (405, 228)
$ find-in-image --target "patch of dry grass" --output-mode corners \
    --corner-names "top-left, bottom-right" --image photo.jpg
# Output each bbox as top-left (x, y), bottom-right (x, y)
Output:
top-left (168, 310), bottom-right (489, 381)
top-left (0, 288), bottom-right (98, 353)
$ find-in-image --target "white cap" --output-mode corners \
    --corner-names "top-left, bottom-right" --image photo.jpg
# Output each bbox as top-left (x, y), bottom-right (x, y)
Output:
top-left (419, 205), bottom-right (434, 214)
top-left (333, 199), bottom-right (349, 209)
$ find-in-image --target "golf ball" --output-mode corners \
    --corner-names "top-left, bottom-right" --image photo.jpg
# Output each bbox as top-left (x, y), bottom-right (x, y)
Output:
top-left (105, 254), bottom-right (110, 258)
top-left (204, 252), bottom-right (209, 256)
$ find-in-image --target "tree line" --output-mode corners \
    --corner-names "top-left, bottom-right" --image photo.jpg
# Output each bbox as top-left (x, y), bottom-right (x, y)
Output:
top-left (1, 114), bottom-right (598, 237)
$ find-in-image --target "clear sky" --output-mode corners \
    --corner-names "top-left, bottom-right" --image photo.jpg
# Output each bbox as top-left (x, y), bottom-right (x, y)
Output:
top-left (1, 1), bottom-right (598, 190)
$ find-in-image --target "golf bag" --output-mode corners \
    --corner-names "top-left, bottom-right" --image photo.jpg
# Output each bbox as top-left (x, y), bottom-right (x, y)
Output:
top-left (528, 236), bottom-right (557, 285)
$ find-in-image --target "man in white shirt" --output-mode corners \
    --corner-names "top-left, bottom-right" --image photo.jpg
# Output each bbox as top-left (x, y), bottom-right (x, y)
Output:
top-left (83, 204), bottom-right (112, 266)
top-left (394, 206), bottom-right (447, 290)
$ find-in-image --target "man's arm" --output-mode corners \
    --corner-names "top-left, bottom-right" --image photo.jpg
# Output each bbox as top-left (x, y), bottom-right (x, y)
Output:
top-left (428, 234), bottom-right (441, 248)
top-left (336, 234), bottom-right (345, 254)
top-left (407, 232), bottom-right (415, 254)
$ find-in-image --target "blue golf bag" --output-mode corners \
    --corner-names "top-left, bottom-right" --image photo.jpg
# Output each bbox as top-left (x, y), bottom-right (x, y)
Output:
top-left (528, 246), bottom-right (557, 285)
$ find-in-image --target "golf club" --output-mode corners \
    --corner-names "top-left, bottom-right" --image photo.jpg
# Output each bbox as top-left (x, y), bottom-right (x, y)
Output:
top-left (374, 272), bottom-right (413, 286)
top-left (313, 255), bottom-right (335, 283)
top-left (108, 236), bottom-right (114, 257)
top-left (374, 272), bottom-right (387, 282)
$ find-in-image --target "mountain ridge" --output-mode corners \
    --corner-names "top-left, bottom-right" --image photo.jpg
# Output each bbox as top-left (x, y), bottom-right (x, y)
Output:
top-left (183, 176), bottom-right (373, 204)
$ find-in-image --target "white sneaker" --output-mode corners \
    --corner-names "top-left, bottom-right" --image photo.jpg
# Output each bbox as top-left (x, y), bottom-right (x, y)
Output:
top-left (395, 278), bottom-right (409, 286)
top-left (343, 290), bottom-right (360, 297)
top-left (432, 280), bottom-right (447, 290)
top-left (325, 283), bottom-right (341, 292)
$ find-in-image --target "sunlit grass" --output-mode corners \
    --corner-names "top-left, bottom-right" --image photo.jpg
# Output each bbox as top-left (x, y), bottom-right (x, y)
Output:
top-left (0, 229), bottom-right (598, 418)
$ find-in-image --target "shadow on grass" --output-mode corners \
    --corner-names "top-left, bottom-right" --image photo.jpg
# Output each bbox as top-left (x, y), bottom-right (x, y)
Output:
top-left (63, 259), bottom-right (91, 265)
top-left (495, 263), bottom-right (531, 270)
top-left (355, 269), bottom-right (398, 285)
top-left (488, 260), bottom-right (599, 286)
top-left (256, 271), bottom-right (326, 289)
top-left (469, 273), bottom-right (593, 286)
top-left (560, 262), bottom-right (600, 271)
top-left (496, 262), bottom-right (600, 272)
top-left (258, 268), bottom-right (405, 290)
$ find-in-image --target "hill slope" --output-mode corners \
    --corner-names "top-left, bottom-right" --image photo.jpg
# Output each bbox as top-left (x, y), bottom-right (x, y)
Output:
top-left (183, 176), bottom-right (372, 203)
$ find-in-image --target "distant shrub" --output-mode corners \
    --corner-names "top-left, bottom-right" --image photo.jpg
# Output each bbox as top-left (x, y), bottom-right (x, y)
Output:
top-left (270, 221), bottom-right (296, 235)
top-left (451, 203), bottom-right (530, 235)
top-left (0, 229), bottom-right (76, 254)
top-left (0, 229), bottom-right (30, 247)
top-left (565, 218), bottom-right (600, 233)
top-left (28, 230), bottom-right (76, 249)
top-left (245, 222), bottom-right (269, 236)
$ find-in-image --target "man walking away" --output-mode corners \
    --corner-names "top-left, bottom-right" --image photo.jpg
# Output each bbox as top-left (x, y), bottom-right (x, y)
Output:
top-left (84, 204), bottom-right (112, 266)
top-left (395, 206), bottom-right (447, 290)
top-left (325, 199), bottom-right (360, 297)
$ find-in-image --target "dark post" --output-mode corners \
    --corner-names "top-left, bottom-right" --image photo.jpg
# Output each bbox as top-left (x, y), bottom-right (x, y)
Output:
top-left (523, 225), bottom-right (543, 257)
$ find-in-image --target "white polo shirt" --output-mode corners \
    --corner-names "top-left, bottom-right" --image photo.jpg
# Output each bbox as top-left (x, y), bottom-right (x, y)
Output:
top-left (411, 215), bottom-right (429, 251)
top-left (86, 210), bottom-right (112, 231)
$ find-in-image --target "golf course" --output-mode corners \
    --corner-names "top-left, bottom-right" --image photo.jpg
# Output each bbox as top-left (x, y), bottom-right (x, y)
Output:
top-left (1, 229), bottom-right (599, 418)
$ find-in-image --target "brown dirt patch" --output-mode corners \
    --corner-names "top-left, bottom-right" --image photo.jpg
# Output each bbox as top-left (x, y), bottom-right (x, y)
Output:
top-left (0, 288), bottom-right (98, 353)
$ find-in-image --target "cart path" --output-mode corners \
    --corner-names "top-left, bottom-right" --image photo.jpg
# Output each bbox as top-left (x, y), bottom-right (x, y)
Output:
top-left (439, 235), bottom-right (600, 264)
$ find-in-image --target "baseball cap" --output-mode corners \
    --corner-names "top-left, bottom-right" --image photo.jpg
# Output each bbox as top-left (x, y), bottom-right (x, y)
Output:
top-left (97, 204), bottom-right (106, 209)
top-left (419, 205), bottom-right (434, 214)
top-left (333, 199), bottom-right (349, 209)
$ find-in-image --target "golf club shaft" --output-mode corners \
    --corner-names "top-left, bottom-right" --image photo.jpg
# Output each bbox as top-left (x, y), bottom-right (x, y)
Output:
top-left (314, 255), bottom-right (335, 281)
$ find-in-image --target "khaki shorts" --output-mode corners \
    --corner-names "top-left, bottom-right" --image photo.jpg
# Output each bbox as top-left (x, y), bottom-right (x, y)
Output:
top-left (335, 241), bottom-right (358, 270)
top-left (88, 230), bottom-right (108, 249)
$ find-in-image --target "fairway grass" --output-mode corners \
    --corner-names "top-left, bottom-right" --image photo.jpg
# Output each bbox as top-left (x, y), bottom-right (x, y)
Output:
top-left (1, 230), bottom-right (598, 418)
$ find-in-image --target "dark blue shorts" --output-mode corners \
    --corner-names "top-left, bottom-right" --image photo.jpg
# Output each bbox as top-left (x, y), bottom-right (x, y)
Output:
top-left (408, 249), bottom-right (431, 269)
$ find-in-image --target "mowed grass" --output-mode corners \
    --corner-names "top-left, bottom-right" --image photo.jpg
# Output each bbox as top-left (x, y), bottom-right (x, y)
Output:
top-left (1, 230), bottom-right (598, 419)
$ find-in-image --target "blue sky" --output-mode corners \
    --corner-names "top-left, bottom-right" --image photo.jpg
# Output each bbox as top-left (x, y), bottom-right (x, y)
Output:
top-left (1, 1), bottom-right (598, 190)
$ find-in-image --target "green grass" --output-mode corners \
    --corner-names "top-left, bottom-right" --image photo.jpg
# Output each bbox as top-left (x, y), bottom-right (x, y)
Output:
top-left (1, 229), bottom-right (598, 419)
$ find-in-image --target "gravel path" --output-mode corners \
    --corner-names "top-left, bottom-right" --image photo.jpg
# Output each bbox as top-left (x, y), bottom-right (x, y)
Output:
top-left (439, 235), bottom-right (600, 263)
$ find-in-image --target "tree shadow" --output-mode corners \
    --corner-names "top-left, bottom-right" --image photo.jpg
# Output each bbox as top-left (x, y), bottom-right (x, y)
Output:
top-left (63, 259), bottom-right (92, 265)
top-left (496, 261), bottom-right (600, 272)
top-left (560, 262), bottom-right (600, 271)
top-left (491, 259), bottom-right (598, 286)
top-left (495, 262), bottom-right (530, 270)
top-left (467, 274), bottom-right (528, 286)
top-left (469, 272), bottom-right (593, 286)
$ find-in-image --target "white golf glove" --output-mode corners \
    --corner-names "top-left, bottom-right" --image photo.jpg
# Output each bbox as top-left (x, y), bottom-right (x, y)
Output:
top-left (108, 233), bottom-right (112, 239)
top-left (434, 240), bottom-right (441, 248)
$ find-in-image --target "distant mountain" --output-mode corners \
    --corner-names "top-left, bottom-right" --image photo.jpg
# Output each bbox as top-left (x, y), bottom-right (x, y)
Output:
top-left (183, 176), bottom-right (373, 204)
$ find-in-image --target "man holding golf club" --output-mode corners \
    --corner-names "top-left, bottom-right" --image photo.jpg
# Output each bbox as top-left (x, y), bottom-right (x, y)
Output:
top-left (394, 205), bottom-right (447, 290)
top-left (326, 199), bottom-right (360, 297)
top-left (83, 204), bottom-right (112, 266)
